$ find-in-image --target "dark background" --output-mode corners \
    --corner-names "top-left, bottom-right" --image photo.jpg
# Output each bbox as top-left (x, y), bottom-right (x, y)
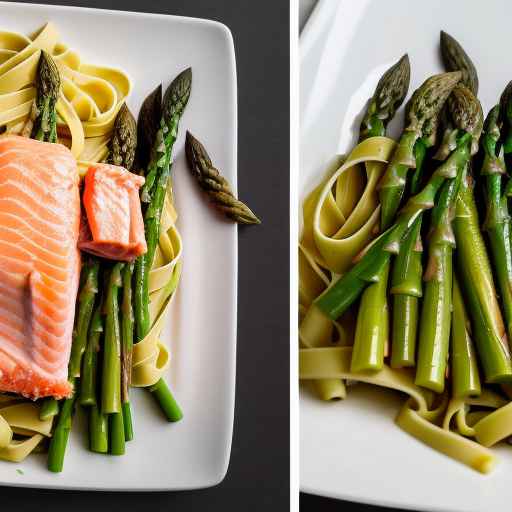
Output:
top-left (2, 1), bottom-right (290, 510)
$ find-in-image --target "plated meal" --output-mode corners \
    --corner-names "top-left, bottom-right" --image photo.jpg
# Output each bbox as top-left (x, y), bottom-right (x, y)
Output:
top-left (299, 30), bottom-right (512, 474)
top-left (0, 21), bottom-right (253, 474)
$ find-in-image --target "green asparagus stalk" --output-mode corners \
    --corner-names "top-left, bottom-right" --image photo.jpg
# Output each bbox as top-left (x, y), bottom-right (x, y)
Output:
top-left (453, 162), bottom-right (512, 383)
top-left (440, 31), bottom-right (479, 95)
top-left (390, 217), bottom-right (423, 368)
top-left (350, 262), bottom-right (389, 372)
top-left (32, 51), bottom-right (60, 143)
top-left (101, 263), bottom-right (124, 414)
top-left (415, 134), bottom-right (470, 392)
top-left (378, 71), bottom-right (462, 230)
top-left (89, 403), bottom-right (108, 454)
top-left (500, 81), bottom-right (512, 153)
top-left (80, 300), bottom-right (103, 407)
top-left (68, 259), bottom-right (100, 378)
top-left (39, 397), bottom-right (60, 421)
top-left (134, 69), bottom-right (191, 421)
top-left (359, 54), bottom-right (410, 141)
top-left (83, 301), bottom-right (108, 453)
top-left (349, 55), bottom-right (411, 371)
top-left (436, 32), bottom-right (480, 159)
top-left (480, 104), bottom-right (512, 341)
top-left (103, 104), bottom-right (138, 440)
top-left (47, 378), bottom-right (78, 472)
top-left (451, 276), bottom-right (481, 399)
top-left (121, 263), bottom-right (134, 441)
top-left (105, 102), bottom-right (137, 170)
top-left (185, 131), bottom-right (260, 224)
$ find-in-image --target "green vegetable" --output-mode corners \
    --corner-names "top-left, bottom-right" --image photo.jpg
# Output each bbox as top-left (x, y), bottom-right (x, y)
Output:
top-left (134, 68), bottom-right (191, 421)
top-left (89, 404), bottom-right (108, 454)
top-left (440, 31), bottom-right (479, 94)
top-left (359, 54), bottom-right (410, 141)
top-left (379, 71), bottom-right (462, 230)
top-left (350, 262), bottom-right (389, 372)
top-left (415, 134), bottom-right (469, 392)
top-left (451, 276), bottom-right (481, 399)
top-left (47, 379), bottom-right (78, 473)
top-left (453, 163), bottom-right (512, 383)
top-left (480, 104), bottom-right (512, 342)
top-left (121, 263), bottom-right (134, 441)
top-left (390, 217), bottom-right (422, 368)
top-left (105, 102), bottom-right (137, 170)
top-left (32, 51), bottom-right (60, 143)
top-left (68, 259), bottom-right (100, 378)
top-left (101, 263), bottom-right (124, 414)
top-left (80, 300), bottom-right (103, 407)
top-left (185, 131), bottom-right (260, 224)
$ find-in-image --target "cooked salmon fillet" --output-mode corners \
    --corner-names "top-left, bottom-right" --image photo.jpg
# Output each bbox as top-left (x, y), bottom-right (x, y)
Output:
top-left (0, 135), bottom-right (80, 399)
top-left (79, 163), bottom-right (147, 262)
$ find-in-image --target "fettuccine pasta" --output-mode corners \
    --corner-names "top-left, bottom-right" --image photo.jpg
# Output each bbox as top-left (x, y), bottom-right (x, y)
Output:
top-left (299, 136), bottom-right (512, 473)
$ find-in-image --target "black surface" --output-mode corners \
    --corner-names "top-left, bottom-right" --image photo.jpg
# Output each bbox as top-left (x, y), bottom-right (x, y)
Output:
top-left (2, 1), bottom-right (290, 510)
top-left (300, 493), bottom-right (411, 511)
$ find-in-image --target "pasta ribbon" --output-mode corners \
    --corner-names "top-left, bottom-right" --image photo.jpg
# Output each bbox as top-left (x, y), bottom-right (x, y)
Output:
top-left (0, 399), bottom-right (52, 462)
top-left (0, 22), bottom-right (131, 168)
top-left (131, 191), bottom-right (183, 387)
top-left (300, 137), bottom-right (395, 401)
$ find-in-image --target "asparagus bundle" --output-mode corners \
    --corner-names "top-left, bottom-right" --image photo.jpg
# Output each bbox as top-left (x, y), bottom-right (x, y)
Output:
top-left (437, 33), bottom-right (512, 384)
top-left (350, 71), bottom-right (462, 372)
top-left (134, 68), bottom-right (191, 421)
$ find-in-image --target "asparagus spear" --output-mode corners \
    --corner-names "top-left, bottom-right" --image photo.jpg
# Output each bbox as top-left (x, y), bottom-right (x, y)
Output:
top-left (436, 32), bottom-right (480, 160)
top-left (359, 54), bottom-right (410, 141)
top-left (440, 31), bottom-right (479, 95)
top-left (390, 217), bottom-right (422, 368)
top-left (451, 276), bottom-right (481, 399)
top-left (378, 71), bottom-right (462, 230)
top-left (348, 55), bottom-right (411, 371)
top-left (47, 378), bottom-right (78, 473)
top-left (121, 262), bottom-right (134, 441)
top-left (68, 259), bottom-right (100, 378)
top-left (82, 300), bottom-right (109, 454)
top-left (31, 51), bottom-right (60, 143)
top-left (480, 104), bottom-right (512, 342)
top-left (500, 81), bottom-right (512, 154)
top-left (415, 84), bottom-right (482, 392)
top-left (185, 131), bottom-right (261, 224)
top-left (415, 137), bottom-right (470, 392)
top-left (101, 263), bottom-right (124, 415)
top-left (453, 157), bottom-right (512, 383)
top-left (80, 299), bottom-right (103, 407)
top-left (104, 104), bottom-right (138, 442)
top-left (134, 69), bottom-right (191, 421)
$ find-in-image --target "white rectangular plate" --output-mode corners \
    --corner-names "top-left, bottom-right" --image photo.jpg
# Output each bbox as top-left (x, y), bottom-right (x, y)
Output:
top-left (0, 1), bottom-right (237, 491)
top-left (300, 1), bottom-right (512, 510)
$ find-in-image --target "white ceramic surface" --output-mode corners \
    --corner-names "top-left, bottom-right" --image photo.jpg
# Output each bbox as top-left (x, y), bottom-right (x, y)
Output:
top-left (0, 1), bottom-right (237, 491)
top-left (300, 1), bottom-right (512, 510)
